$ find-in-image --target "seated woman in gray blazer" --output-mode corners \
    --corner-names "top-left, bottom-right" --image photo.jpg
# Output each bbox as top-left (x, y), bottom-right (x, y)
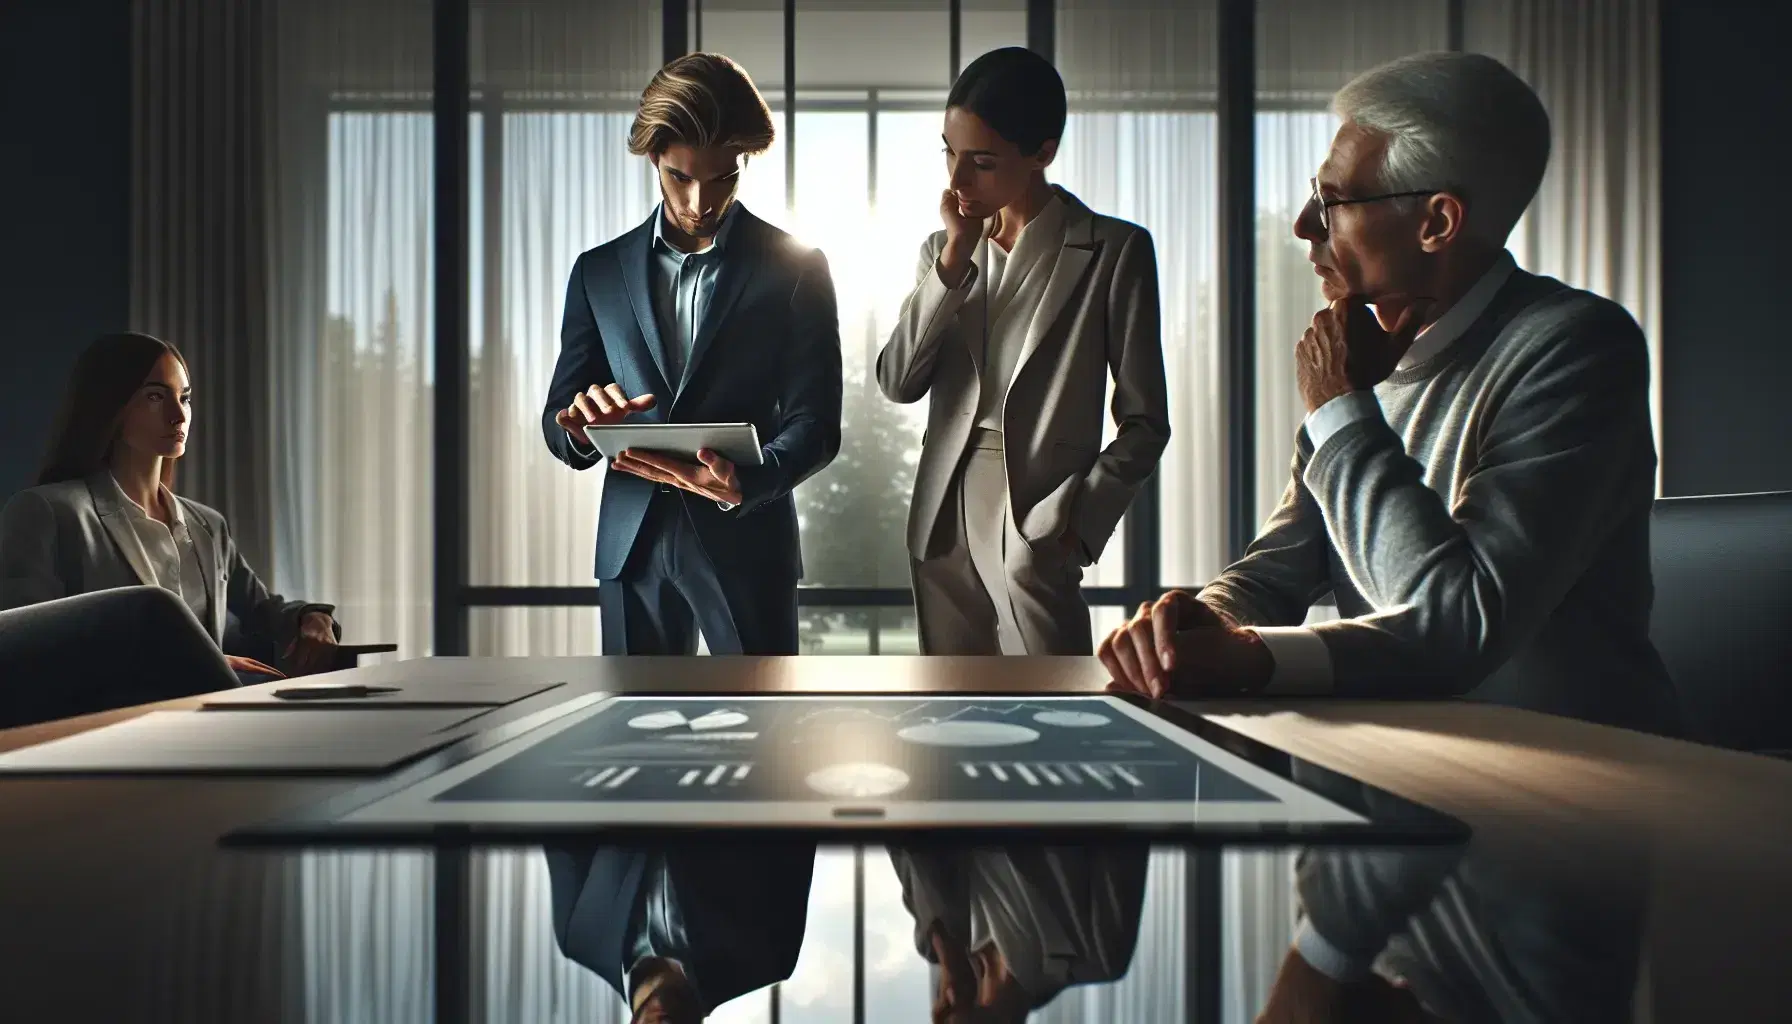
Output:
top-left (0, 331), bottom-right (339, 681)
top-left (878, 47), bottom-right (1171, 656)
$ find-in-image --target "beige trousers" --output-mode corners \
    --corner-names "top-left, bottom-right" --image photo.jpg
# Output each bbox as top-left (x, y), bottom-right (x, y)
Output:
top-left (911, 430), bottom-right (1091, 655)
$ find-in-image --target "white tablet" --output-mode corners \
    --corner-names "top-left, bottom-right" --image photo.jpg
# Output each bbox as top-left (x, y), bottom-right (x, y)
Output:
top-left (283, 695), bottom-right (1383, 832)
top-left (231, 693), bottom-right (1473, 844)
top-left (584, 422), bottom-right (764, 466)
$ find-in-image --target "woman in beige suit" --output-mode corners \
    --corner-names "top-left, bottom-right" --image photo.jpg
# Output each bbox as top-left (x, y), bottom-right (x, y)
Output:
top-left (0, 332), bottom-right (339, 682)
top-left (877, 47), bottom-right (1171, 656)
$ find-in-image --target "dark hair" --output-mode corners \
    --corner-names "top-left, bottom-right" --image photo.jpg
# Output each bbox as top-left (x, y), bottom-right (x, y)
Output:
top-left (38, 332), bottom-right (187, 487)
top-left (628, 52), bottom-right (776, 158)
top-left (946, 47), bottom-right (1067, 156)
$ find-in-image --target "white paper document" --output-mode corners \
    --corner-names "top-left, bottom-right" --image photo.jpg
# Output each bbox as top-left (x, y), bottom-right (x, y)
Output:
top-left (200, 679), bottom-right (565, 711)
top-left (0, 708), bottom-right (490, 774)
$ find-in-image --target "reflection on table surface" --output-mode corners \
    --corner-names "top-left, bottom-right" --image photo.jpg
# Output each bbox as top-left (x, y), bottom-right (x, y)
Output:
top-left (7, 670), bottom-right (1789, 1023)
top-left (72, 843), bottom-right (1295, 1023)
top-left (1, 761), bottom-right (1666, 1023)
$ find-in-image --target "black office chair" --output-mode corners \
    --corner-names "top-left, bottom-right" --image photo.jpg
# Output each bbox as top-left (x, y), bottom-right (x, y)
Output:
top-left (223, 612), bottom-right (397, 676)
top-left (1649, 491), bottom-right (1792, 757)
top-left (0, 588), bottom-right (242, 729)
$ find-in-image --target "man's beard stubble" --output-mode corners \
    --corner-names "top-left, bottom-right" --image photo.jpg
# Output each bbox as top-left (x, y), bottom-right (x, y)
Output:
top-left (662, 186), bottom-right (730, 240)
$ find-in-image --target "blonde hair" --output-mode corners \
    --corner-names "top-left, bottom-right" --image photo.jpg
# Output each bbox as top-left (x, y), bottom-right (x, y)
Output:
top-left (628, 53), bottom-right (775, 158)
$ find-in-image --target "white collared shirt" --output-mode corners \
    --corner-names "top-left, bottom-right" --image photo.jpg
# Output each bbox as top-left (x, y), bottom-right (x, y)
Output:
top-left (105, 472), bottom-right (211, 628)
top-left (973, 191), bottom-right (1067, 431)
top-left (1253, 251), bottom-right (1519, 694)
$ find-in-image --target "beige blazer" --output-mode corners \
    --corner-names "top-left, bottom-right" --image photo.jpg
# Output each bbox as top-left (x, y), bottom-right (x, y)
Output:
top-left (877, 187), bottom-right (1171, 562)
top-left (0, 472), bottom-right (331, 648)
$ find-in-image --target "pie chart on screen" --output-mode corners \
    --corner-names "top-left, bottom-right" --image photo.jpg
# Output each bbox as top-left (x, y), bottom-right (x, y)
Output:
top-left (627, 709), bottom-right (750, 732)
top-left (897, 720), bottom-right (1039, 747)
top-left (1032, 710), bottom-right (1110, 728)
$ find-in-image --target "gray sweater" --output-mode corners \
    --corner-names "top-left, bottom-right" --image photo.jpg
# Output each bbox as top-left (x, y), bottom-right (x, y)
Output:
top-left (1202, 259), bottom-right (1681, 735)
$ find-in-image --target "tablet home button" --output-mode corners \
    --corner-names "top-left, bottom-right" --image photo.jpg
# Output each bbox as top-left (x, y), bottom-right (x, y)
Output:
top-left (832, 806), bottom-right (886, 819)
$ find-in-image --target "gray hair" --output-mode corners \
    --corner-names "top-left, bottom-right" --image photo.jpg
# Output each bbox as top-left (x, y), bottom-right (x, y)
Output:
top-left (1332, 52), bottom-right (1551, 245)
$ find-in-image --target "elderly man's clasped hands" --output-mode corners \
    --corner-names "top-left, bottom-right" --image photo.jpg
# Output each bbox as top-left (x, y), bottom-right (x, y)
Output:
top-left (1097, 590), bottom-right (1274, 699)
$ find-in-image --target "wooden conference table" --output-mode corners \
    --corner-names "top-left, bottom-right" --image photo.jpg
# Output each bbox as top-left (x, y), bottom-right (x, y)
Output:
top-left (1, 655), bottom-right (1789, 1022)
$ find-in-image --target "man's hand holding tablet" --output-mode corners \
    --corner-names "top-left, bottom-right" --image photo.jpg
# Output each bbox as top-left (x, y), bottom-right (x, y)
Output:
top-left (556, 382), bottom-right (657, 435)
top-left (612, 447), bottom-right (742, 507)
top-left (556, 383), bottom-right (745, 507)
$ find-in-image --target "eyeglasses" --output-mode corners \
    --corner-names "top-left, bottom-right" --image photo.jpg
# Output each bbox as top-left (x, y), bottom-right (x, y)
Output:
top-left (1308, 177), bottom-right (1443, 234)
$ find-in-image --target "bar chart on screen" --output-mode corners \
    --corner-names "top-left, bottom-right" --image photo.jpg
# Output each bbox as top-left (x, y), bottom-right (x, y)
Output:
top-left (574, 762), bottom-right (755, 791)
top-left (432, 696), bottom-right (1279, 806)
top-left (958, 761), bottom-right (1161, 790)
top-left (247, 696), bottom-right (1434, 839)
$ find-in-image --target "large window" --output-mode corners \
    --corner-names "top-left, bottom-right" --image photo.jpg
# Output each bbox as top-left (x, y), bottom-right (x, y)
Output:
top-left (446, 0), bottom-right (1136, 658)
top-left (309, 3), bottom-right (1183, 662)
top-left (308, 2), bottom-right (1461, 659)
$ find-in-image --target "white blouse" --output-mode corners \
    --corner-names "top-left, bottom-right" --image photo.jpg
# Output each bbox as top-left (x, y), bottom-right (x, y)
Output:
top-left (103, 472), bottom-right (211, 628)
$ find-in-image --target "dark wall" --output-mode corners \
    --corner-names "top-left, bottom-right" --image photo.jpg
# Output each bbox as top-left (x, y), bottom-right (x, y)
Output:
top-left (1659, 1), bottom-right (1792, 497)
top-left (0, 0), bottom-right (132, 495)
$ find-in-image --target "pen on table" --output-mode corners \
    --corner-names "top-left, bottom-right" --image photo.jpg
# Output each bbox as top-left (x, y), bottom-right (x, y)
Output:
top-left (271, 684), bottom-right (402, 701)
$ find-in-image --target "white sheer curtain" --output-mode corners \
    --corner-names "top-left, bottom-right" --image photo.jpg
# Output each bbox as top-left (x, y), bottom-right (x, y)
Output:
top-left (467, 103), bottom-right (656, 656)
top-left (1056, 0), bottom-right (1224, 592)
top-left (263, 4), bottom-right (437, 1022)
top-left (1252, 108), bottom-right (1337, 529)
top-left (268, 0), bottom-right (436, 661)
top-left (1466, 0), bottom-right (1662, 481)
top-left (1047, 3), bottom-right (1210, 1018)
top-left (1054, 111), bottom-right (1223, 591)
top-left (466, 0), bottom-right (661, 656)
top-left (1253, 0), bottom-right (1451, 526)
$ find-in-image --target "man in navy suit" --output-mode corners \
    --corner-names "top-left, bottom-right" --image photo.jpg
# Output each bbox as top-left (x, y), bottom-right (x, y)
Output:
top-left (543, 52), bottom-right (842, 655)
top-left (543, 842), bottom-right (817, 1022)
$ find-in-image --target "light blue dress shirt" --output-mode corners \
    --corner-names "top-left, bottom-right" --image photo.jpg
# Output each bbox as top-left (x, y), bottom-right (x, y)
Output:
top-left (566, 204), bottom-right (743, 509)
top-left (649, 202), bottom-right (737, 390)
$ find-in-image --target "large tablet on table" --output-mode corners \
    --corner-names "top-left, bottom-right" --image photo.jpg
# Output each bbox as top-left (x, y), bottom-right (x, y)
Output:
top-left (584, 422), bottom-right (763, 466)
top-left (227, 694), bottom-right (1468, 846)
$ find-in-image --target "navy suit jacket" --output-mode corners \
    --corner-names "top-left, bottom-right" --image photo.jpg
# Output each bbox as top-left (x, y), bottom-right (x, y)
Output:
top-left (543, 843), bottom-right (817, 1012)
top-left (541, 205), bottom-right (842, 582)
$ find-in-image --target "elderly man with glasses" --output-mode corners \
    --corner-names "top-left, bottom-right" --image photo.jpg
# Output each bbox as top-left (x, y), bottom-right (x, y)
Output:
top-left (1102, 49), bottom-right (1679, 729)
top-left (1101, 50), bottom-right (1682, 1021)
